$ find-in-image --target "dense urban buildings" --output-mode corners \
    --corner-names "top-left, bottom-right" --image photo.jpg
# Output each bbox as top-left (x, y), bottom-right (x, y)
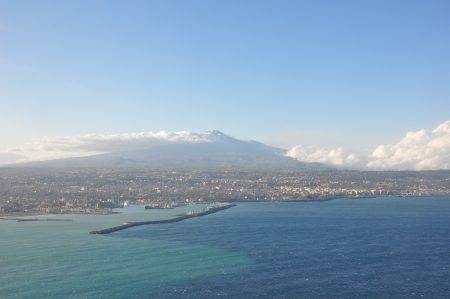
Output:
top-left (1, 167), bottom-right (449, 216)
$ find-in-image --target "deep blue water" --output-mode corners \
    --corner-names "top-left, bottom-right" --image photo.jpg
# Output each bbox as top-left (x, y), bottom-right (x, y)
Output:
top-left (113, 197), bottom-right (450, 298)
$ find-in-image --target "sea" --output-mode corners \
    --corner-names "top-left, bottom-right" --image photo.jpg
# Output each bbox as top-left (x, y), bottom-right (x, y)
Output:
top-left (1, 197), bottom-right (450, 298)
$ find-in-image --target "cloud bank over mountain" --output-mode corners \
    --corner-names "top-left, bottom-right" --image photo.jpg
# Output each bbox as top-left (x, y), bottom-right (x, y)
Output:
top-left (287, 120), bottom-right (450, 170)
top-left (1, 121), bottom-right (449, 170)
top-left (0, 131), bottom-right (228, 163)
top-left (35, 130), bottom-right (222, 152)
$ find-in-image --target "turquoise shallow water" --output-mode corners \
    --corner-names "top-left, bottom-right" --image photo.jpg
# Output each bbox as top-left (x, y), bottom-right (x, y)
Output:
top-left (1, 197), bottom-right (450, 298)
top-left (0, 204), bottom-right (249, 298)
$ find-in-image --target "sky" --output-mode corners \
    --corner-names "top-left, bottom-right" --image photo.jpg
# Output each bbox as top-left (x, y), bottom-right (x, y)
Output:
top-left (0, 0), bottom-right (449, 168)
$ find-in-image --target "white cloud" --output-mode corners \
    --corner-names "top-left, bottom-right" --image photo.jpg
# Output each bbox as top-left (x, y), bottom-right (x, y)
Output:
top-left (0, 130), bottom-right (222, 164)
top-left (367, 121), bottom-right (450, 170)
top-left (287, 120), bottom-right (450, 170)
top-left (29, 130), bottom-right (215, 152)
top-left (286, 145), bottom-right (362, 168)
top-left (2, 122), bottom-right (450, 170)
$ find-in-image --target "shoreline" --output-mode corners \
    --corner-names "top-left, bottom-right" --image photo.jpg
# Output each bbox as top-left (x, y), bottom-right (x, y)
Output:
top-left (229, 195), bottom-right (375, 203)
top-left (0, 217), bottom-right (73, 222)
top-left (1, 195), bottom-right (448, 219)
top-left (89, 203), bottom-right (236, 235)
top-left (0, 210), bottom-right (117, 218)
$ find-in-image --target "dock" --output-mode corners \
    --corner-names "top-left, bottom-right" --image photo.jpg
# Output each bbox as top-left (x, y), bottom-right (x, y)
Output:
top-left (89, 203), bottom-right (236, 235)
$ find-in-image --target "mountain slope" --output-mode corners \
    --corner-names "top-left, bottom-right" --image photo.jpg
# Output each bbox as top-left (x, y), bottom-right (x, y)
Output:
top-left (20, 131), bottom-right (324, 170)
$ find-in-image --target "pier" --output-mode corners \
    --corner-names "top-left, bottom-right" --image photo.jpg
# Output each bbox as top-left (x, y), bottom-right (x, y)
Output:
top-left (89, 203), bottom-right (236, 235)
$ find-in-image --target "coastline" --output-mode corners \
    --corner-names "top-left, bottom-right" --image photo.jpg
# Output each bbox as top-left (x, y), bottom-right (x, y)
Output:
top-left (0, 210), bottom-right (117, 218)
top-left (1, 195), bottom-right (448, 219)
top-left (0, 217), bottom-right (73, 222)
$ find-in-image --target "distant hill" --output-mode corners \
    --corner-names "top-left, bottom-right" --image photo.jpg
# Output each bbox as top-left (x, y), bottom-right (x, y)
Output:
top-left (17, 130), bottom-right (325, 170)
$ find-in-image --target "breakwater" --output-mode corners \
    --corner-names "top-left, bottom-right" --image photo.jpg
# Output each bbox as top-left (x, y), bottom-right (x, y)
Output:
top-left (89, 204), bottom-right (236, 235)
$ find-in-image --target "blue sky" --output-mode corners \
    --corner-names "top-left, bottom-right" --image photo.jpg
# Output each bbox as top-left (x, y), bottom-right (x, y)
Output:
top-left (1, 0), bottom-right (449, 152)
